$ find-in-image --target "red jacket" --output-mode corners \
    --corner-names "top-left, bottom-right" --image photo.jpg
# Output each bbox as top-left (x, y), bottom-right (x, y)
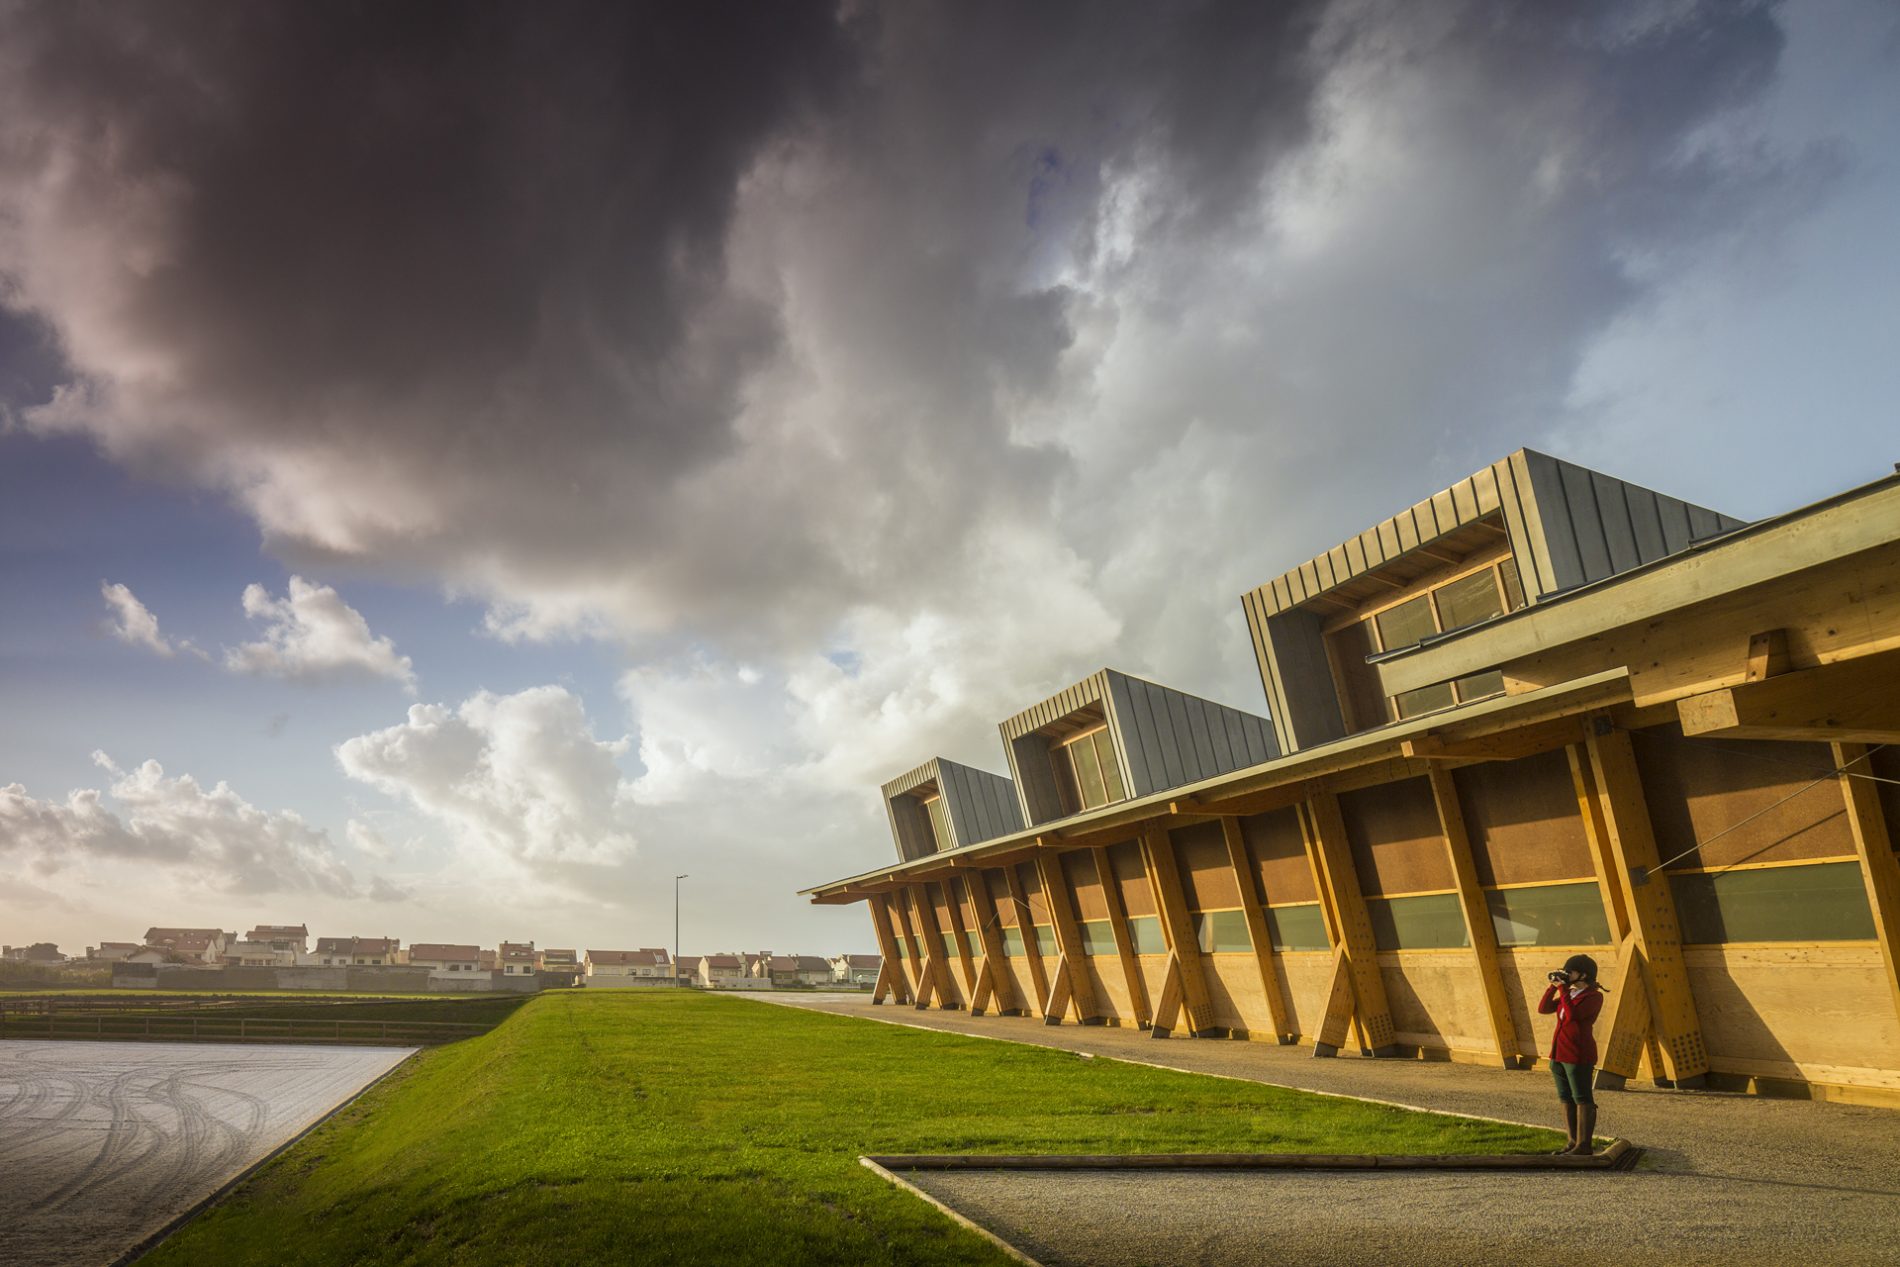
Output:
top-left (1538, 983), bottom-right (1604, 1065)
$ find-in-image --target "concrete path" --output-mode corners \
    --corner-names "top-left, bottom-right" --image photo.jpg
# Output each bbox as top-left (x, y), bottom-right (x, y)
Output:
top-left (0, 1040), bottom-right (413, 1267)
top-left (756, 993), bottom-right (1900, 1267)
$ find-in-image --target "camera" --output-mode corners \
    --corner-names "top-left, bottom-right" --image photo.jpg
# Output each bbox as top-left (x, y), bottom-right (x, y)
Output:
top-left (1547, 971), bottom-right (1568, 984)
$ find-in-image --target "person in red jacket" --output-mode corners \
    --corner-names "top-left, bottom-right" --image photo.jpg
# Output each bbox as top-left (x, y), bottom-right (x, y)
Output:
top-left (1538, 953), bottom-right (1606, 1155)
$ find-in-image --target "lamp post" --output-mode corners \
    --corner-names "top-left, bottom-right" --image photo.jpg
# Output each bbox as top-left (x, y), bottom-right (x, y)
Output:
top-left (675, 874), bottom-right (689, 987)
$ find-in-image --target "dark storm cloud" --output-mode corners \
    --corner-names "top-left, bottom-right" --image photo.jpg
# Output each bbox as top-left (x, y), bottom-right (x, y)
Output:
top-left (0, 0), bottom-right (1800, 662)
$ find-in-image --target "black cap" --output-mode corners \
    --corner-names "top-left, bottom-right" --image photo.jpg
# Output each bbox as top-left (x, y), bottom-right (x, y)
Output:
top-left (1562, 953), bottom-right (1599, 984)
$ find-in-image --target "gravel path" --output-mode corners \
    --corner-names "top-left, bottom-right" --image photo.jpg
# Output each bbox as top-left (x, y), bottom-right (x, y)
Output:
top-left (755, 994), bottom-right (1900, 1267)
top-left (0, 1040), bottom-right (413, 1267)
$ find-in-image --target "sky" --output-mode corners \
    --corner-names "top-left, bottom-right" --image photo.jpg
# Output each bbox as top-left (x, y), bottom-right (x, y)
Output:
top-left (2, 0), bottom-right (1898, 959)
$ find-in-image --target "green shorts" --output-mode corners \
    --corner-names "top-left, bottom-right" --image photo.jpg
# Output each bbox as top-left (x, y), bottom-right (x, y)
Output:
top-left (1551, 1060), bottom-right (1595, 1105)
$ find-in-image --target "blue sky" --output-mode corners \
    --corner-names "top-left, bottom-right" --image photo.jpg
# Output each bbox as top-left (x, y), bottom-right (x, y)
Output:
top-left (2, 1), bottom-right (1898, 958)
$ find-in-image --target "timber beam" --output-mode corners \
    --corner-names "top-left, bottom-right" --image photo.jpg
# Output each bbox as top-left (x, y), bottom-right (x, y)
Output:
top-left (868, 894), bottom-right (911, 1005)
top-left (1004, 864), bottom-right (1052, 1017)
top-left (1677, 648), bottom-right (1900, 744)
top-left (964, 870), bottom-right (1023, 1016)
top-left (1095, 847), bottom-right (1152, 1028)
top-left (1836, 741), bottom-right (1900, 1029)
top-left (905, 885), bottom-right (960, 1010)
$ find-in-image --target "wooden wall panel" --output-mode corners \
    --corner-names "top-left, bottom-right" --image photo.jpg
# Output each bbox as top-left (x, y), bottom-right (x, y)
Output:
top-left (1454, 749), bottom-right (1597, 886)
top-left (1684, 946), bottom-right (1900, 1089)
top-left (1377, 953), bottom-right (1499, 1054)
top-left (1017, 863), bottom-right (1052, 925)
top-left (988, 870), bottom-right (1019, 925)
top-left (1085, 959), bottom-right (1135, 1022)
top-left (1631, 726), bottom-right (1855, 869)
top-left (1137, 953), bottom-right (1172, 1019)
top-left (1171, 821), bottom-right (1241, 910)
top-left (1274, 950), bottom-right (1333, 1040)
top-left (1105, 839), bottom-right (1156, 916)
top-left (1340, 777), bottom-right (1455, 896)
top-left (1062, 849), bottom-right (1111, 921)
top-left (1241, 807), bottom-right (1317, 902)
top-left (1000, 957), bottom-right (1042, 1017)
top-left (1202, 954), bottom-right (1274, 1032)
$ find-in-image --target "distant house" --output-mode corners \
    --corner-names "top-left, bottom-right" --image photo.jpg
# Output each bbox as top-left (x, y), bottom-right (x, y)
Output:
top-left (792, 956), bottom-right (832, 986)
top-left (312, 936), bottom-right (401, 966)
top-left (224, 939), bottom-right (296, 967)
top-left (499, 941), bottom-right (540, 976)
top-left (245, 924), bottom-right (310, 956)
top-left (89, 942), bottom-right (142, 963)
top-left (3, 942), bottom-right (66, 964)
top-left (409, 944), bottom-right (483, 977)
top-left (675, 955), bottom-right (702, 984)
top-left (830, 954), bottom-right (880, 986)
top-left (759, 955), bottom-right (799, 986)
top-left (585, 948), bottom-right (671, 983)
top-left (123, 946), bottom-right (172, 965)
top-left (540, 949), bottom-right (582, 984)
top-left (698, 954), bottom-right (745, 987)
top-left (144, 928), bottom-right (228, 963)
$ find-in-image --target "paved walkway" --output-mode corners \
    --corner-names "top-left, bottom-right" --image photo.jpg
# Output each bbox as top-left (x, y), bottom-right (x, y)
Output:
top-left (755, 993), bottom-right (1900, 1267)
top-left (0, 1041), bottom-right (413, 1267)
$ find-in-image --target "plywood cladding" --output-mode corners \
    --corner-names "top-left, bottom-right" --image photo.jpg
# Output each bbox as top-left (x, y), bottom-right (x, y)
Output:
top-left (999, 668), bottom-right (1276, 826)
top-left (1630, 726), bottom-right (1855, 870)
top-left (1338, 777), bottom-right (1455, 897)
top-left (1455, 748), bottom-right (1598, 886)
top-left (1241, 807), bottom-right (1318, 903)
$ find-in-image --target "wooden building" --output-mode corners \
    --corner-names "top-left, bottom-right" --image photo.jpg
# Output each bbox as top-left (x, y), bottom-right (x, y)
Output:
top-left (804, 452), bottom-right (1900, 1106)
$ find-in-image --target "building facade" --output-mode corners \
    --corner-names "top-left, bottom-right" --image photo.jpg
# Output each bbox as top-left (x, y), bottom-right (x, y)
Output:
top-left (805, 451), bottom-right (1900, 1108)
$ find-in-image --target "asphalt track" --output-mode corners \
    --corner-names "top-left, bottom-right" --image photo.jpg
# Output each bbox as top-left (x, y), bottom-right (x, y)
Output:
top-left (0, 1040), bottom-right (412, 1267)
top-left (757, 993), bottom-right (1900, 1267)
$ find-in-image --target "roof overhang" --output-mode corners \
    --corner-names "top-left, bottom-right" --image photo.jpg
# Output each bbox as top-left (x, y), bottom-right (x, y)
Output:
top-left (801, 666), bottom-right (1633, 904)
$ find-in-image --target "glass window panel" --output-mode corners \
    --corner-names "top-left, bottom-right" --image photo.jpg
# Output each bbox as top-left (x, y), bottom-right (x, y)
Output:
top-left (924, 794), bottom-right (955, 852)
top-left (1067, 733), bottom-right (1108, 810)
top-left (1454, 670), bottom-right (1505, 703)
top-left (1000, 926), bottom-right (1025, 957)
top-left (1434, 569), bottom-right (1506, 631)
top-left (1375, 594), bottom-right (1438, 651)
top-left (1265, 903), bottom-right (1330, 951)
top-left (965, 930), bottom-right (982, 957)
top-left (1499, 557), bottom-right (1525, 610)
top-left (1094, 729), bottom-right (1127, 803)
top-left (1485, 882), bottom-right (1610, 947)
top-left (1393, 681), bottom-right (1457, 719)
top-left (1366, 892), bottom-right (1470, 950)
top-left (1670, 861), bottom-right (1875, 943)
top-left (1080, 920), bottom-right (1118, 956)
top-left (1034, 925), bottom-right (1057, 957)
top-left (941, 933), bottom-right (960, 959)
top-left (1126, 915), bottom-right (1166, 954)
top-left (1193, 909), bottom-right (1253, 954)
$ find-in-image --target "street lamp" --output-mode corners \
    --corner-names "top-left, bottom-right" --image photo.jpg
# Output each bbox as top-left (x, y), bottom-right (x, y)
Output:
top-left (675, 874), bottom-right (689, 987)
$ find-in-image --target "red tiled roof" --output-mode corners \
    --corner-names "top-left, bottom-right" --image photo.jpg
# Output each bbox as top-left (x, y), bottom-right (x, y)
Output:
top-left (587, 949), bottom-right (667, 966)
top-left (247, 924), bottom-right (308, 938)
top-left (843, 954), bottom-right (880, 968)
top-left (410, 943), bottom-right (480, 961)
top-left (703, 954), bottom-right (742, 968)
top-left (315, 936), bottom-right (399, 954)
top-left (794, 956), bottom-right (831, 972)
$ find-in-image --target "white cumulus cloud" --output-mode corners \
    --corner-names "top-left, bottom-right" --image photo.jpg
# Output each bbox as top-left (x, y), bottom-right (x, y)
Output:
top-left (100, 581), bottom-right (197, 658)
top-left (0, 751), bottom-right (362, 897)
top-left (335, 686), bottom-right (638, 868)
top-left (225, 577), bottom-right (416, 691)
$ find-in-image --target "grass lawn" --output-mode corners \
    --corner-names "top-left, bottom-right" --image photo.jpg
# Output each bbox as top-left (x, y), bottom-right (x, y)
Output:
top-left (147, 991), bottom-right (1559, 1266)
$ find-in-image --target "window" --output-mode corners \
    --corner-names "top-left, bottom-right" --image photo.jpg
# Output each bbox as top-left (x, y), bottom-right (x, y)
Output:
top-left (1345, 555), bottom-right (1525, 723)
top-left (1264, 903), bottom-right (1330, 951)
top-left (1079, 920), bottom-right (1118, 956)
top-left (1052, 725), bottom-right (1126, 813)
top-left (1670, 861), bottom-right (1875, 943)
top-left (1127, 915), bottom-right (1167, 954)
top-left (1365, 892), bottom-right (1469, 950)
top-left (1000, 926), bottom-right (1025, 957)
top-left (1192, 909), bottom-right (1253, 953)
top-left (1485, 882), bottom-right (1610, 947)
top-left (921, 792), bottom-right (956, 852)
top-left (1034, 925), bottom-right (1057, 957)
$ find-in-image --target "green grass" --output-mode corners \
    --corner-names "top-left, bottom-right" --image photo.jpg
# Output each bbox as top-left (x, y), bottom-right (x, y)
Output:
top-left (147, 992), bottom-right (1558, 1266)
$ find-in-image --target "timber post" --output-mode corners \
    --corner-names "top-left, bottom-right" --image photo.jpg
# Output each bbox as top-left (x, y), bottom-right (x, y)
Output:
top-left (1585, 721), bottom-right (1709, 1087)
top-left (1005, 864), bottom-right (1052, 1018)
top-left (1035, 852), bottom-right (1102, 1025)
top-left (1219, 817), bottom-right (1295, 1043)
top-left (868, 894), bottom-right (911, 1005)
top-left (1094, 845), bottom-right (1153, 1028)
top-left (906, 885), bottom-right (959, 1009)
top-left (1301, 791), bottom-right (1398, 1056)
top-left (1836, 741), bottom-right (1900, 1029)
top-left (1426, 765), bottom-right (1525, 1068)
top-left (1140, 824), bottom-right (1221, 1037)
top-left (964, 869), bottom-right (1022, 1016)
